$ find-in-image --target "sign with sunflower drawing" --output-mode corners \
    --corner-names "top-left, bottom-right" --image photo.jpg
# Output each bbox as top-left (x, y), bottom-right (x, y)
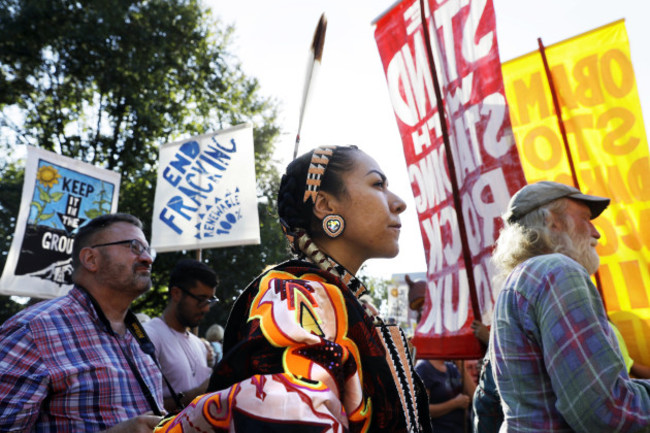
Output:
top-left (0, 146), bottom-right (120, 299)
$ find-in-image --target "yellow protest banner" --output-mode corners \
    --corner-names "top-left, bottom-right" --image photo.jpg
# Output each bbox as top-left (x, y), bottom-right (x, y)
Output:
top-left (503, 19), bottom-right (650, 365)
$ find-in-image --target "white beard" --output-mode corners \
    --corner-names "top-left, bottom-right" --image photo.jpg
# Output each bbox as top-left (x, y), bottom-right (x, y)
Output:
top-left (571, 230), bottom-right (600, 275)
top-left (556, 219), bottom-right (600, 275)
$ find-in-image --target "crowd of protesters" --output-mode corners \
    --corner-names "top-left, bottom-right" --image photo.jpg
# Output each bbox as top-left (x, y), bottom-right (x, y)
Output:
top-left (1, 145), bottom-right (650, 432)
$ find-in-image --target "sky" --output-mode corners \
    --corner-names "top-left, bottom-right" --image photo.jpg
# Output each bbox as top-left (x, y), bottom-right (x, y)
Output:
top-left (206, 0), bottom-right (650, 280)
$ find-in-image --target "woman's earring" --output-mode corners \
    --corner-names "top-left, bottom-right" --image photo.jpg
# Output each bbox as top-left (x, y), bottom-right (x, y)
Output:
top-left (322, 214), bottom-right (345, 238)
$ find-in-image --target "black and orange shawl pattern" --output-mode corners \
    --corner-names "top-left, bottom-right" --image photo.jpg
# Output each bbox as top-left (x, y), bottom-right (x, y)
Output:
top-left (155, 260), bottom-right (431, 433)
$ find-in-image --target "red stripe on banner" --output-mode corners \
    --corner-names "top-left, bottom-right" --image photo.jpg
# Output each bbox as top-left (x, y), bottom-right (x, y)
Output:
top-left (373, 0), bottom-right (526, 359)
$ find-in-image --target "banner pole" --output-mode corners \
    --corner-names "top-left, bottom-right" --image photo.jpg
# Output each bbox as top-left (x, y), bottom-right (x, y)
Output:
top-left (191, 248), bottom-right (203, 336)
top-left (419, 0), bottom-right (482, 323)
top-left (537, 38), bottom-right (580, 187)
top-left (537, 38), bottom-right (606, 307)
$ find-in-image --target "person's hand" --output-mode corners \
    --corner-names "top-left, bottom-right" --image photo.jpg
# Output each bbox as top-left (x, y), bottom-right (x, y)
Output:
top-left (201, 338), bottom-right (216, 367)
top-left (184, 376), bottom-right (211, 405)
top-left (206, 346), bottom-right (215, 366)
top-left (102, 414), bottom-right (163, 433)
top-left (471, 320), bottom-right (490, 345)
top-left (453, 393), bottom-right (471, 410)
top-left (199, 376), bottom-right (210, 394)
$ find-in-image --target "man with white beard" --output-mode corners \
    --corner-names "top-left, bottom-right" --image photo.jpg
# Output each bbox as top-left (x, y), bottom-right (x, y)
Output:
top-left (488, 181), bottom-right (650, 432)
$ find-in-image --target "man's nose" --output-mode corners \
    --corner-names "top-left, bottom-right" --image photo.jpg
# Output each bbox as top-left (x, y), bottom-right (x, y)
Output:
top-left (590, 221), bottom-right (601, 239)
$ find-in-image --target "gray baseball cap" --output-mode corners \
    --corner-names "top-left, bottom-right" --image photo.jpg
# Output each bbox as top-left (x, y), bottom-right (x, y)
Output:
top-left (504, 181), bottom-right (610, 224)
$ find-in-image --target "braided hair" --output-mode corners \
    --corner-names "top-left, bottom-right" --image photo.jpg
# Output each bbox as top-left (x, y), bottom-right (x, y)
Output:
top-left (278, 145), bottom-right (360, 247)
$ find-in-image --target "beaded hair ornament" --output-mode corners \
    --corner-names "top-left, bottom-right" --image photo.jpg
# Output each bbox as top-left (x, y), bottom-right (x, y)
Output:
top-left (303, 145), bottom-right (335, 204)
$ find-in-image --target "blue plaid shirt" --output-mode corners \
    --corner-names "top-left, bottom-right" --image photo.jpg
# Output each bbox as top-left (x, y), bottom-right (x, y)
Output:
top-left (0, 286), bottom-right (163, 432)
top-left (490, 253), bottom-right (650, 432)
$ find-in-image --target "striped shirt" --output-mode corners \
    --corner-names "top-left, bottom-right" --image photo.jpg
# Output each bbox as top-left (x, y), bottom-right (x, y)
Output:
top-left (0, 286), bottom-right (163, 432)
top-left (490, 253), bottom-right (650, 432)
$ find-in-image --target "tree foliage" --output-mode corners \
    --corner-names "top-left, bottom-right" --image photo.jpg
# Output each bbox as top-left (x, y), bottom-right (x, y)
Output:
top-left (0, 0), bottom-right (290, 328)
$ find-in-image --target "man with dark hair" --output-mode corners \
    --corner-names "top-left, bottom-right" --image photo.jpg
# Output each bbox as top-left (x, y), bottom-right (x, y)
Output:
top-left (0, 213), bottom-right (163, 432)
top-left (144, 258), bottom-right (218, 413)
top-left (485, 181), bottom-right (650, 432)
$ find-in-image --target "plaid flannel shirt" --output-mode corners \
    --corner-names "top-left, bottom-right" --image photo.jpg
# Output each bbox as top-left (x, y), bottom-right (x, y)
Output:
top-left (0, 286), bottom-right (163, 432)
top-left (490, 253), bottom-right (650, 432)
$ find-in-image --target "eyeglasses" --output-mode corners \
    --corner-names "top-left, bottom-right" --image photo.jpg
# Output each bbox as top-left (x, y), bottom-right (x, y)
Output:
top-left (91, 239), bottom-right (156, 261)
top-left (177, 286), bottom-right (218, 307)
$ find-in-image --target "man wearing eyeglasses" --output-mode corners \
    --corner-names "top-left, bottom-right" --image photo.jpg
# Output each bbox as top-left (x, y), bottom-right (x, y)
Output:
top-left (144, 258), bottom-right (219, 413)
top-left (0, 213), bottom-right (163, 432)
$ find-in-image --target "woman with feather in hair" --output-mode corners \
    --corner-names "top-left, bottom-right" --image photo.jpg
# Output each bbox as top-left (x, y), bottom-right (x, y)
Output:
top-left (155, 145), bottom-right (431, 433)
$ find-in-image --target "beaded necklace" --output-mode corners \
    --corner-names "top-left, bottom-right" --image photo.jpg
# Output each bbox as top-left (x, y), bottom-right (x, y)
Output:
top-left (289, 229), bottom-right (424, 432)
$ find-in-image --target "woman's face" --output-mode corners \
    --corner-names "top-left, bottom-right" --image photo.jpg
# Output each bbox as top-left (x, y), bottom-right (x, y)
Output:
top-left (328, 151), bottom-right (407, 264)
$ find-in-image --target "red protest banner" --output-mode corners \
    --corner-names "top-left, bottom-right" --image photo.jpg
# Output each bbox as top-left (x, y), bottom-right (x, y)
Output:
top-left (374, 0), bottom-right (526, 359)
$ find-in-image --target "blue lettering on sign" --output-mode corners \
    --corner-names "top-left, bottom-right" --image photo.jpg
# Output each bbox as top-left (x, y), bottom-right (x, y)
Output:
top-left (212, 136), bottom-right (237, 152)
top-left (159, 195), bottom-right (199, 234)
top-left (178, 185), bottom-right (207, 207)
top-left (160, 135), bottom-right (241, 238)
top-left (186, 173), bottom-right (213, 193)
top-left (180, 140), bottom-right (201, 158)
top-left (160, 208), bottom-right (182, 234)
top-left (195, 190), bottom-right (242, 239)
top-left (162, 166), bottom-right (181, 187)
top-left (169, 153), bottom-right (191, 175)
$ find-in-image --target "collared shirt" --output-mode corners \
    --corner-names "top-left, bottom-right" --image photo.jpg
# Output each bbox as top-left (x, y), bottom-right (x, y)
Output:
top-left (490, 253), bottom-right (650, 432)
top-left (144, 317), bottom-right (211, 397)
top-left (0, 285), bottom-right (164, 432)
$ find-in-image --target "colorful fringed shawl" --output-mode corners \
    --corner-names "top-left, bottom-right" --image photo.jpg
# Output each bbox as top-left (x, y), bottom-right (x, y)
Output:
top-left (155, 260), bottom-right (431, 433)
